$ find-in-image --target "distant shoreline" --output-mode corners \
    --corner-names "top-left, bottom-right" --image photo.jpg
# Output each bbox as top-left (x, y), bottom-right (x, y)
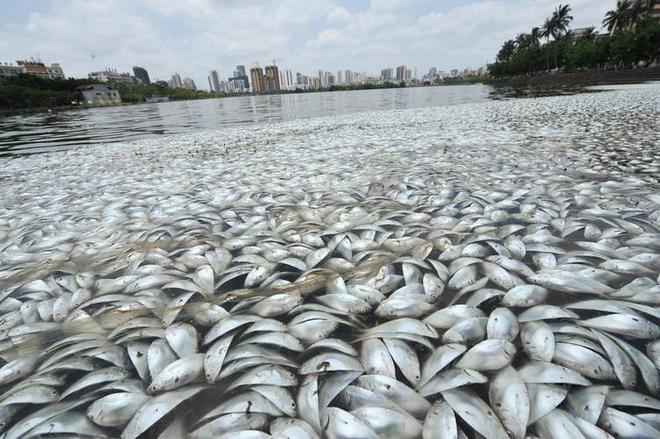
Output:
top-left (2, 69), bottom-right (657, 118)
top-left (0, 82), bottom-right (472, 117)
top-left (485, 66), bottom-right (660, 88)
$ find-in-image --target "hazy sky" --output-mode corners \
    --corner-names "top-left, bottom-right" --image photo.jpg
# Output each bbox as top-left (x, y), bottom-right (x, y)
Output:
top-left (1, 0), bottom-right (613, 89)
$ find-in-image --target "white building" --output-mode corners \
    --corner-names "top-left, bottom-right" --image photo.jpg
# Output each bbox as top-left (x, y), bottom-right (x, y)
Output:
top-left (183, 77), bottom-right (197, 90)
top-left (169, 73), bottom-right (183, 88)
top-left (278, 69), bottom-right (295, 90)
top-left (344, 70), bottom-right (352, 84)
top-left (0, 63), bottom-right (23, 79)
top-left (88, 68), bottom-right (135, 84)
top-left (227, 78), bottom-right (247, 93)
top-left (46, 63), bottom-right (65, 79)
top-left (78, 84), bottom-right (121, 105)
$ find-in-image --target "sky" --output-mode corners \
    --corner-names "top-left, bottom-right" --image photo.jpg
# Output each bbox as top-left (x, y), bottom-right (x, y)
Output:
top-left (0, 0), bottom-right (614, 90)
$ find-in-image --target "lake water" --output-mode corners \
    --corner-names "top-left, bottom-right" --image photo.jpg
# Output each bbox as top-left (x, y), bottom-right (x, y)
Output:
top-left (0, 84), bottom-right (587, 156)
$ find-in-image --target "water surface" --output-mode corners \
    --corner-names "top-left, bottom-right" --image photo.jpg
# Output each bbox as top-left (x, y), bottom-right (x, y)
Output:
top-left (0, 85), bottom-right (502, 156)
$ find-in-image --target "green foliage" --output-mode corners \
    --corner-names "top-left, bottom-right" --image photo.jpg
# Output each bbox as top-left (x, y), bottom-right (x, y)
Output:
top-left (489, 16), bottom-right (660, 77)
top-left (440, 75), bottom-right (489, 85)
top-left (0, 74), bottom-right (95, 109)
top-left (0, 74), bottom-right (223, 110)
top-left (323, 81), bottom-right (402, 92)
top-left (114, 83), bottom-right (223, 103)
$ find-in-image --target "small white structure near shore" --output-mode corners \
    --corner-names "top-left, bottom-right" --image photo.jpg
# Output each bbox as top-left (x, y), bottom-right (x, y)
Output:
top-left (78, 84), bottom-right (121, 106)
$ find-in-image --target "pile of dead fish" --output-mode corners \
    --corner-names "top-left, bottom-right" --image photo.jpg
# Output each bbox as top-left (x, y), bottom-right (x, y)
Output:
top-left (0, 85), bottom-right (659, 438)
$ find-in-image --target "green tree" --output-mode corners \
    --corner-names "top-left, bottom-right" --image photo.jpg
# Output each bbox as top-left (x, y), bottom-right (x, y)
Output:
top-left (530, 27), bottom-right (542, 46)
top-left (603, 0), bottom-right (633, 32)
top-left (549, 4), bottom-right (573, 68)
top-left (628, 0), bottom-right (648, 29)
top-left (497, 40), bottom-right (517, 61)
top-left (551, 4), bottom-right (574, 37)
top-left (541, 18), bottom-right (555, 69)
top-left (487, 6), bottom-right (660, 78)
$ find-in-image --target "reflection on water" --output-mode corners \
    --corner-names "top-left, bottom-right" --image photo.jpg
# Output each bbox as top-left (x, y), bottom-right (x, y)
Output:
top-left (487, 85), bottom-right (598, 100)
top-left (1, 85), bottom-right (494, 156)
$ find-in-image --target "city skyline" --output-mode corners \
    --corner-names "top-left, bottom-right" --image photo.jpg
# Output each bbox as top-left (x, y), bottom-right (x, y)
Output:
top-left (0, 0), bottom-right (614, 91)
top-left (0, 56), bottom-right (484, 94)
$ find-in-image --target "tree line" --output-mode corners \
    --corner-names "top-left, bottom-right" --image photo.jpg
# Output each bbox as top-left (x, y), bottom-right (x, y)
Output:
top-left (0, 74), bottom-right (221, 112)
top-left (488, 1), bottom-right (660, 78)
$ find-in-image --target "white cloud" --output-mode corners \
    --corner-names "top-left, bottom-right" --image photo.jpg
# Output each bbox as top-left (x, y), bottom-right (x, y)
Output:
top-left (326, 7), bottom-right (352, 23)
top-left (304, 0), bottom-right (612, 71)
top-left (0, 0), bottom-right (616, 88)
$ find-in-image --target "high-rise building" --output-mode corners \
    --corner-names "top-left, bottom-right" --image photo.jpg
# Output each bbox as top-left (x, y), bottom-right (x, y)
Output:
top-left (133, 66), bottom-right (150, 84)
top-left (396, 65), bottom-right (407, 81)
top-left (227, 77), bottom-right (248, 93)
top-left (169, 73), bottom-right (183, 88)
top-left (405, 68), bottom-right (412, 82)
top-left (336, 71), bottom-right (343, 84)
top-left (232, 67), bottom-right (249, 89)
top-left (381, 68), bottom-right (393, 80)
top-left (209, 70), bottom-right (220, 92)
top-left (344, 70), bottom-right (352, 84)
top-left (264, 65), bottom-right (280, 92)
top-left (183, 77), bottom-right (196, 90)
top-left (250, 67), bottom-right (265, 93)
top-left (278, 68), bottom-right (294, 90)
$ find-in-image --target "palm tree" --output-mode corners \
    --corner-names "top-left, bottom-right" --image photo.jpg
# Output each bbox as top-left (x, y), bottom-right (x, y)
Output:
top-left (628, 0), bottom-right (647, 29)
top-left (515, 33), bottom-right (532, 51)
top-left (603, 0), bottom-right (632, 32)
top-left (514, 33), bottom-right (534, 74)
top-left (551, 4), bottom-right (574, 38)
top-left (497, 40), bottom-right (517, 62)
top-left (548, 4), bottom-right (573, 69)
top-left (530, 27), bottom-right (542, 46)
top-left (541, 18), bottom-right (554, 70)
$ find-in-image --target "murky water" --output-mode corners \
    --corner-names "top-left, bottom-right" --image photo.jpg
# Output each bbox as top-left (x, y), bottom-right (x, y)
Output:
top-left (0, 85), bottom-right (501, 156)
top-left (0, 83), bottom-right (658, 438)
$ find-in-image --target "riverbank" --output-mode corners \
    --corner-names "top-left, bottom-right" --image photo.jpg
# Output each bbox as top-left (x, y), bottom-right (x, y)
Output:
top-left (487, 66), bottom-right (660, 88)
top-left (0, 75), bottom-right (223, 117)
